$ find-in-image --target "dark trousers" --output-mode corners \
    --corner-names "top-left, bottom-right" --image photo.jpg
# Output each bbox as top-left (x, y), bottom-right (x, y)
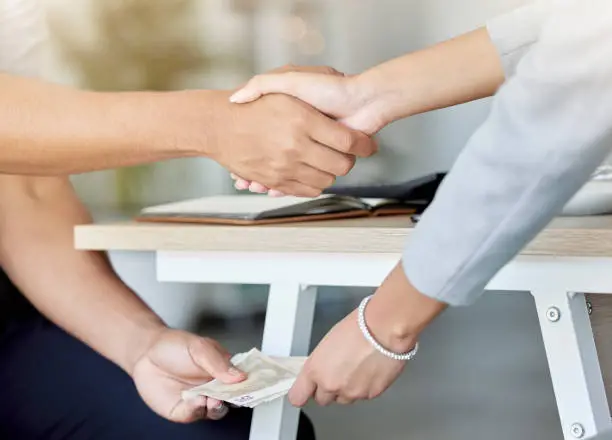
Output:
top-left (0, 311), bottom-right (315, 440)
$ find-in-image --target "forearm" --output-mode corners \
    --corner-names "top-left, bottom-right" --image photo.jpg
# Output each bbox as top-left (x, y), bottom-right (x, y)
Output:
top-left (353, 1), bottom-right (552, 127)
top-left (353, 27), bottom-right (505, 127)
top-left (0, 74), bottom-right (222, 175)
top-left (0, 175), bottom-right (165, 374)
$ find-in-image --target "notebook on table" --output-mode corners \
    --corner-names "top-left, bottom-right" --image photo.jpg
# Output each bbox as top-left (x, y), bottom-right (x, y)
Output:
top-left (135, 172), bottom-right (445, 226)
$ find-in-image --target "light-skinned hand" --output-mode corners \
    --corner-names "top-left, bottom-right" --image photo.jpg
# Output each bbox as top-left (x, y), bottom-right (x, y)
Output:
top-left (289, 264), bottom-right (446, 407)
top-left (288, 308), bottom-right (406, 407)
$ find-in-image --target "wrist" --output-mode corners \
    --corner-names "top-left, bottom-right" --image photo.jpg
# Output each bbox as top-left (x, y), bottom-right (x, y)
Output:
top-left (121, 314), bottom-right (167, 377)
top-left (349, 69), bottom-right (411, 131)
top-left (364, 263), bottom-right (447, 353)
top-left (110, 89), bottom-right (230, 161)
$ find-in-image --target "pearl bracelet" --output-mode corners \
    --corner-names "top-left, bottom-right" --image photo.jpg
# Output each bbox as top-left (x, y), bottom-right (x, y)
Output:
top-left (357, 295), bottom-right (419, 362)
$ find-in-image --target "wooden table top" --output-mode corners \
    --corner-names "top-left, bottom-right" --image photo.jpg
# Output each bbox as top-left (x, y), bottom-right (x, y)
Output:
top-left (74, 215), bottom-right (612, 257)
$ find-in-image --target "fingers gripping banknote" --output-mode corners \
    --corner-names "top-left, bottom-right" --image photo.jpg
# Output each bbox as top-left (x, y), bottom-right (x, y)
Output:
top-left (182, 349), bottom-right (307, 408)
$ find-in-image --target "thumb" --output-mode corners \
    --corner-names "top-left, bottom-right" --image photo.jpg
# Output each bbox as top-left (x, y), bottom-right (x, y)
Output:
top-left (229, 72), bottom-right (330, 105)
top-left (190, 338), bottom-right (247, 384)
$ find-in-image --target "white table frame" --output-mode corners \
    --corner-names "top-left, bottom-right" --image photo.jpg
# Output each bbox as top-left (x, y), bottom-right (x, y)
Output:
top-left (156, 251), bottom-right (612, 440)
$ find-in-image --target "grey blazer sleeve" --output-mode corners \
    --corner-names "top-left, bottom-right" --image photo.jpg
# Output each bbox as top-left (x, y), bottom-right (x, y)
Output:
top-left (402, 0), bottom-right (612, 306)
top-left (487, 0), bottom-right (553, 77)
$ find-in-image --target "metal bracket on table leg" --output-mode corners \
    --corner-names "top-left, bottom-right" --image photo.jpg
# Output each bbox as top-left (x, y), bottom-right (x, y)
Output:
top-left (533, 290), bottom-right (611, 439)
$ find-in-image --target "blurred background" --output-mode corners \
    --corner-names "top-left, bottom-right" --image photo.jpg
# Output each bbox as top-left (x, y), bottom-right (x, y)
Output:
top-left (40, 1), bottom-right (569, 439)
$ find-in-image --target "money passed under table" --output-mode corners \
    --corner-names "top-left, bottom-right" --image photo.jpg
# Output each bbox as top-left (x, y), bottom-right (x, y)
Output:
top-left (76, 215), bottom-right (612, 440)
top-left (182, 349), bottom-right (307, 408)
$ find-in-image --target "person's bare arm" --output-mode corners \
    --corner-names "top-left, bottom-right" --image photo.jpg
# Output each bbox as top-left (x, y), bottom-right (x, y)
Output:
top-left (0, 175), bottom-right (257, 421)
top-left (0, 73), bottom-right (374, 196)
top-left (229, 27), bottom-right (505, 135)
top-left (0, 74), bottom-right (203, 174)
top-left (353, 27), bottom-right (507, 131)
top-left (0, 174), bottom-right (164, 374)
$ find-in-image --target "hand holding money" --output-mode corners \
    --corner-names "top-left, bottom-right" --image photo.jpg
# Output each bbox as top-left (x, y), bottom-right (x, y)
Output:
top-left (183, 349), bottom-right (307, 408)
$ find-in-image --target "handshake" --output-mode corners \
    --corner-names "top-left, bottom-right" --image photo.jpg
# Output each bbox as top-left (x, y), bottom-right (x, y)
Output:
top-left (202, 65), bottom-right (390, 198)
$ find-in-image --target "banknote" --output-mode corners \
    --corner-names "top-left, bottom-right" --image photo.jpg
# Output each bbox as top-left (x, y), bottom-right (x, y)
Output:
top-left (242, 391), bottom-right (287, 408)
top-left (238, 355), bottom-right (307, 407)
top-left (182, 349), bottom-right (306, 407)
top-left (270, 356), bottom-right (307, 375)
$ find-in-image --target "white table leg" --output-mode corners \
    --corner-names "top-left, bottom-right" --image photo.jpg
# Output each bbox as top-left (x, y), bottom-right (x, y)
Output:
top-left (249, 282), bottom-right (317, 440)
top-left (533, 290), bottom-right (612, 439)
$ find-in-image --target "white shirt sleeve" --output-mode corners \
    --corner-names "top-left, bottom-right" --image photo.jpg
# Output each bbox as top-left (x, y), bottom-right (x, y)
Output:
top-left (487, 0), bottom-right (553, 77)
top-left (402, 0), bottom-right (612, 306)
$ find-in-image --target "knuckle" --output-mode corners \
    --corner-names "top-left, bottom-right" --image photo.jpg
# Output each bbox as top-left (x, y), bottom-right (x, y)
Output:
top-left (275, 151), bottom-right (292, 166)
top-left (344, 390), bottom-right (363, 401)
top-left (319, 380), bottom-right (340, 394)
top-left (307, 188), bottom-right (322, 197)
top-left (371, 139), bottom-right (380, 153)
top-left (289, 111), bottom-right (309, 131)
top-left (292, 187), bottom-right (310, 198)
top-left (363, 139), bottom-right (379, 157)
top-left (336, 157), bottom-right (355, 176)
top-left (198, 337), bottom-right (216, 349)
top-left (279, 146), bottom-right (300, 167)
top-left (285, 137), bottom-right (302, 152)
top-left (334, 130), bottom-right (355, 153)
top-left (367, 389), bottom-right (383, 400)
top-left (303, 362), bottom-right (316, 376)
top-left (323, 385), bottom-right (340, 395)
top-left (267, 172), bottom-right (284, 187)
top-left (193, 407), bottom-right (208, 421)
top-left (318, 397), bottom-right (333, 406)
top-left (274, 183), bottom-right (289, 193)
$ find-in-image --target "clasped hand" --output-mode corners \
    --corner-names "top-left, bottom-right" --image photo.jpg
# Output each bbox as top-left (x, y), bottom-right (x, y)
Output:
top-left (216, 65), bottom-right (378, 198)
top-left (227, 65), bottom-right (384, 197)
